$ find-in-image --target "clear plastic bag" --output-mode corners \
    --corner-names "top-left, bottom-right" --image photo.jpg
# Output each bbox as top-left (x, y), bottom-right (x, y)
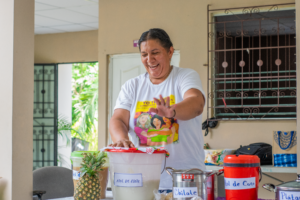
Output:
top-left (153, 190), bottom-right (173, 200)
top-left (153, 189), bottom-right (167, 200)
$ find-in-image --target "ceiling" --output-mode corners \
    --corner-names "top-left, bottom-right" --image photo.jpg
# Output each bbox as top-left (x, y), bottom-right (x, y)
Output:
top-left (35, 0), bottom-right (99, 35)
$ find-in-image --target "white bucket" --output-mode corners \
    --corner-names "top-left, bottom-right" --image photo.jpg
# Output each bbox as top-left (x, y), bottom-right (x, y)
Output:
top-left (107, 148), bottom-right (167, 200)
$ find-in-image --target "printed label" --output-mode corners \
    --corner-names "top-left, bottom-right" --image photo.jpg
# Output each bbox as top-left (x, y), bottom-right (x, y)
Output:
top-left (182, 174), bottom-right (194, 181)
top-left (73, 170), bottom-right (80, 180)
top-left (279, 191), bottom-right (300, 200)
top-left (224, 177), bottom-right (256, 190)
top-left (114, 173), bottom-right (143, 187)
top-left (173, 187), bottom-right (198, 198)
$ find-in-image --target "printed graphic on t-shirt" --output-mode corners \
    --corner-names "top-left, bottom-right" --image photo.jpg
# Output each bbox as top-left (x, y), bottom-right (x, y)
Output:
top-left (134, 95), bottom-right (179, 147)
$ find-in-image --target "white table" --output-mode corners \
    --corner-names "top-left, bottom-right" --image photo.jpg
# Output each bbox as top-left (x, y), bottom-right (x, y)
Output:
top-left (48, 191), bottom-right (113, 200)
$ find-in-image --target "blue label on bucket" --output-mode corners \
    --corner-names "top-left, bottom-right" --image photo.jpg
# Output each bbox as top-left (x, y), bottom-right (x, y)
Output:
top-left (114, 173), bottom-right (143, 187)
top-left (224, 177), bottom-right (256, 190)
top-left (279, 191), bottom-right (300, 200)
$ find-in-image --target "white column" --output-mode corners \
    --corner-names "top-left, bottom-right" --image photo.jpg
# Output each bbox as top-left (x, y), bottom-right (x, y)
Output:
top-left (0, 0), bottom-right (34, 199)
top-left (58, 64), bottom-right (73, 168)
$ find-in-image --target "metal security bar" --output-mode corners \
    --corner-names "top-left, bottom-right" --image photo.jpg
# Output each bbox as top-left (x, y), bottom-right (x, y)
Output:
top-left (33, 64), bottom-right (58, 170)
top-left (207, 3), bottom-right (296, 121)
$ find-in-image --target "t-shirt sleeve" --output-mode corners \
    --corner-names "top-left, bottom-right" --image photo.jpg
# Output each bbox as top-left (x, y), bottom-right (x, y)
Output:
top-left (178, 69), bottom-right (206, 106)
top-left (114, 80), bottom-right (135, 111)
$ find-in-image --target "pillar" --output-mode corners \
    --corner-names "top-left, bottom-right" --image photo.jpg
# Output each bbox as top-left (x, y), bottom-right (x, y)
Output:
top-left (0, 0), bottom-right (34, 199)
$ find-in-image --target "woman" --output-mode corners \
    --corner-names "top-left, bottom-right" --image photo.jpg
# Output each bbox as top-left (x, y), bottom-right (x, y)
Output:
top-left (109, 28), bottom-right (206, 191)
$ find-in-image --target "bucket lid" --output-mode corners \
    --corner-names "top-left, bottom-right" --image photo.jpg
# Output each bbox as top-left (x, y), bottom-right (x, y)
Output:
top-left (71, 151), bottom-right (99, 158)
top-left (102, 147), bottom-right (170, 157)
top-left (224, 155), bottom-right (260, 165)
top-left (276, 175), bottom-right (300, 191)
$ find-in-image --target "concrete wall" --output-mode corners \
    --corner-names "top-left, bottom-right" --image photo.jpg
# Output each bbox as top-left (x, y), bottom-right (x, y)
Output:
top-left (34, 30), bottom-right (98, 64)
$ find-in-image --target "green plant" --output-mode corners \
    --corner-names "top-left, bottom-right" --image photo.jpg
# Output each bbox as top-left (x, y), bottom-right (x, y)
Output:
top-left (58, 114), bottom-right (80, 146)
top-left (72, 63), bottom-right (98, 151)
top-left (57, 114), bottom-right (82, 166)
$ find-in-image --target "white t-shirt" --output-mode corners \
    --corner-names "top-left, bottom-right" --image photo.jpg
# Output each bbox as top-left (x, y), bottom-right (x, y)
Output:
top-left (114, 66), bottom-right (206, 189)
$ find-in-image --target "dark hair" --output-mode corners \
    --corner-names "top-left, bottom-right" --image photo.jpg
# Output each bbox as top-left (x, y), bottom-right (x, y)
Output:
top-left (151, 114), bottom-right (166, 129)
top-left (138, 28), bottom-right (173, 52)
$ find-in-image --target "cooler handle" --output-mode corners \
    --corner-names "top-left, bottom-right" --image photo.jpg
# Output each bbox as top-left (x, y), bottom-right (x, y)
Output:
top-left (259, 167), bottom-right (262, 182)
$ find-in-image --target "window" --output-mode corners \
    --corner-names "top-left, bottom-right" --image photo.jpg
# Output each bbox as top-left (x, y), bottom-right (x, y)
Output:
top-left (207, 4), bottom-right (296, 120)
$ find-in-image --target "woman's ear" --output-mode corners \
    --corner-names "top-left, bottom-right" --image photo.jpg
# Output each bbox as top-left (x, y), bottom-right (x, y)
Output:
top-left (169, 46), bottom-right (174, 58)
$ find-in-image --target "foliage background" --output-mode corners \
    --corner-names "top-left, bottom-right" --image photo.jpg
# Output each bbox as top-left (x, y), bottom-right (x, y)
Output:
top-left (71, 62), bottom-right (98, 151)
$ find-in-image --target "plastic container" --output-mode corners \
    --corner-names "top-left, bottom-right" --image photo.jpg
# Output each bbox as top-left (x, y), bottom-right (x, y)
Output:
top-left (70, 151), bottom-right (109, 199)
top-left (105, 147), bottom-right (168, 200)
top-left (223, 155), bottom-right (261, 200)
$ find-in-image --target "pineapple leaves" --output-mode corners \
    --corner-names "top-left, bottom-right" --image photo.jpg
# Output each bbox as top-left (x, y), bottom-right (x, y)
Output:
top-left (79, 151), bottom-right (107, 177)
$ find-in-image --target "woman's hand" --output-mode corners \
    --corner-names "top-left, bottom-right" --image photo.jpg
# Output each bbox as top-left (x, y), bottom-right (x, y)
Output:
top-left (109, 139), bottom-right (135, 148)
top-left (149, 95), bottom-right (176, 118)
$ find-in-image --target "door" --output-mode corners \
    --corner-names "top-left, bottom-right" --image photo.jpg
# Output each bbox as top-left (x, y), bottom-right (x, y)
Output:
top-left (33, 64), bottom-right (58, 170)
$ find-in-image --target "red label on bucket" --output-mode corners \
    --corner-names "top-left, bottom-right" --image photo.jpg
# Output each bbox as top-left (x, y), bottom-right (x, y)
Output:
top-left (182, 174), bottom-right (194, 181)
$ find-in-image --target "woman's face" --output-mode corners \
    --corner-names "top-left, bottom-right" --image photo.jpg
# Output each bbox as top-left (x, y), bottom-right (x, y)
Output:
top-left (140, 39), bottom-right (174, 84)
top-left (153, 118), bottom-right (161, 129)
top-left (139, 115), bottom-right (148, 125)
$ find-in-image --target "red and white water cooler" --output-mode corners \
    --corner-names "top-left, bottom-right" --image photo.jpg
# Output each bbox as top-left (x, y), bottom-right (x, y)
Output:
top-left (223, 155), bottom-right (261, 200)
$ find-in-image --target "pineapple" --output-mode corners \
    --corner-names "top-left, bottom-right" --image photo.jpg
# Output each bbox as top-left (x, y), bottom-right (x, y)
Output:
top-left (74, 151), bottom-right (107, 200)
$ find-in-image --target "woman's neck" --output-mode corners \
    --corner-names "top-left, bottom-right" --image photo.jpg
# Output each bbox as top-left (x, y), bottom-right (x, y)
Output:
top-left (149, 66), bottom-right (173, 84)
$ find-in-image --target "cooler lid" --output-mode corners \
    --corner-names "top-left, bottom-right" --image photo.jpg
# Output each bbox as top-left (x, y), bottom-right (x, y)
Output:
top-left (224, 155), bottom-right (260, 164)
top-left (101, 147), bottom-right (170, 157)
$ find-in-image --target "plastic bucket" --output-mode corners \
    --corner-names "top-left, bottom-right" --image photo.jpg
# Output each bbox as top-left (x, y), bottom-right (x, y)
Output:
top-left (106, 148), bottom-right (167, 200)
top-left (70, 151), bottom-right (109, 199)
top-left (223, 155), bottom-right (261, 200)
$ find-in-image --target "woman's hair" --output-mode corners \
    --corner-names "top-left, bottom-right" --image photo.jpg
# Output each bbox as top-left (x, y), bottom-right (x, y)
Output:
top-left (138, 28), bottom-right (173, 52)
top-left (151, 114), bottom-right (166, 129)
top-left (136, 113), bottom-right (152, 129)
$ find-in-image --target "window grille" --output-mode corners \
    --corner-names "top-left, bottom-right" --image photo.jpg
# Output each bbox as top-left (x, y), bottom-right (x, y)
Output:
top-left (207, 4), bottom-right (296, 121)
top-left (33, 64), bottom-right (58, 170)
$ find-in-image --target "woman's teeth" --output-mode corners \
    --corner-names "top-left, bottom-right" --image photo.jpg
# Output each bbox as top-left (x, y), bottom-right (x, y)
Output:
top-left (149, 64), bottom-right (159, 69)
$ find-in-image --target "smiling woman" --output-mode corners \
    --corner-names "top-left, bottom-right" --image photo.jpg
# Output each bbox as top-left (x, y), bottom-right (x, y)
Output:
top-left (109, 28), bottom-right (206, 190)
top-left (139, 29), bottom-right (174, 85)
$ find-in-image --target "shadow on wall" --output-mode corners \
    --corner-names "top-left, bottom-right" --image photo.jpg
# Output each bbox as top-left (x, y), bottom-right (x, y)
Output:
top-left (0, 178), bottom-right (7, 200)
